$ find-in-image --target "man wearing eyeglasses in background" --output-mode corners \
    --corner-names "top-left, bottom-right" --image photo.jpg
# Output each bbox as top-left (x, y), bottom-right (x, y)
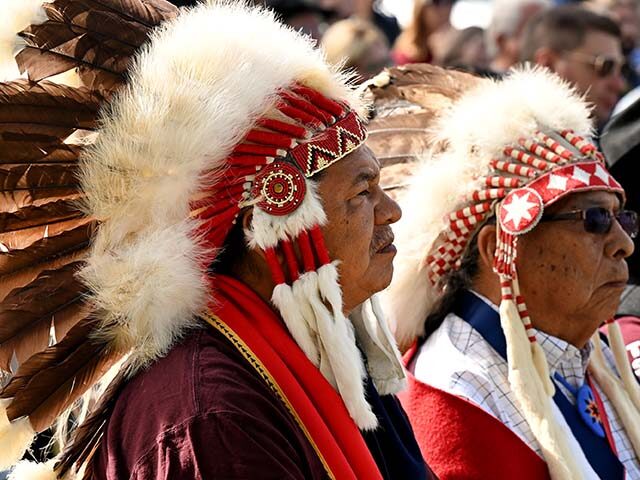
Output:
top-left (520, 5), bottom-right (626, 130)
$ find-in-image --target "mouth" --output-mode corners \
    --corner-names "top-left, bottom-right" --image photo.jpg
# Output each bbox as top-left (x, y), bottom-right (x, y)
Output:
top-left (602, 280), bottom-right (628, 289)
top-left (372, 228), bottom-right (396, 255)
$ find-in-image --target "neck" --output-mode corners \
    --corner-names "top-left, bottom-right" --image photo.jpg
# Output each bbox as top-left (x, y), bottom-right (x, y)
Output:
top-left (472, 279), bottom-right (595, 349)
top-left (231, 258), bottom-right (276, 310)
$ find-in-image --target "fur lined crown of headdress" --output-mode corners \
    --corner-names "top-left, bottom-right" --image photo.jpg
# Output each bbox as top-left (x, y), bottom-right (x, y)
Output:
top-left (389, 67), bottom-right (596, 347)
top-left (80, 0), bottom-right (366, 368)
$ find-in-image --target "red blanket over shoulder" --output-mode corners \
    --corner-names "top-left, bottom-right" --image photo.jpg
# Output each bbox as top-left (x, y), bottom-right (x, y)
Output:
top-left (205, 275), bottom-right (383, 480)
top-left (399, 344), bottom-right (551, 480)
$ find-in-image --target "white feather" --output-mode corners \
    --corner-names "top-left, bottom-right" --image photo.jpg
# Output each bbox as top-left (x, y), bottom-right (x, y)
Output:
top-left (0, 0), bottom-right (48, 81)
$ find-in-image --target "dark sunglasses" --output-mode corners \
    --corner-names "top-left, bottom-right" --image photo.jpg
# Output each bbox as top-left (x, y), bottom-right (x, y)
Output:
top-left (540, 207), bottom-right (638, 238)
top-left (565, 52), bottom-right (626, 78)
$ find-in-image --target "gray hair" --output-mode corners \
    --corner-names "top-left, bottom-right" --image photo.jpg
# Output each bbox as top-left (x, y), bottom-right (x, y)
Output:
top-left (486, 0), bottom-right (551, 58)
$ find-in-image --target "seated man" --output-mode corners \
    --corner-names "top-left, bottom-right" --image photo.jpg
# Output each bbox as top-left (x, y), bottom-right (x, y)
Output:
top-left (0, 2), bottom-right (432, 479)
top-left (388, 67), bottom-right (640, 479)
top-left (520, 5), bottom-right (626, 130)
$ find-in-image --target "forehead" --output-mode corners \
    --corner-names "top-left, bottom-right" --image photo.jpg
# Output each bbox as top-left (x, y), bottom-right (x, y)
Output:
top-left (575, 30), bottom-right (623, 57)
top-left (318, 145), bottom-right (380, 185)
top-left (549, 190), bottom-right (622, 212)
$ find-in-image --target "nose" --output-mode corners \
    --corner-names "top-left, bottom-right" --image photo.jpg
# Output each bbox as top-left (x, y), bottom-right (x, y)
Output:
top-left (607, 216), bottom-right (635, 260)
top-left (376, 188), bottom-right (402, 225)
top-left (608, 71), bottom-right (626, 95)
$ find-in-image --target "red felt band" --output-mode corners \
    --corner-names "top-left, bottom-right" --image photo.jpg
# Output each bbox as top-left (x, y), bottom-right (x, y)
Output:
top-left (232, 144), bottom-right (284, 157)
top-left (215, 182), bottom-right (250, 199)
top-left (259, 118), bottom-right (309, 139)
top-left (246, 129), bottom-right (294, 149)
top-left (265, 247), bottom-right (286, 285)
top-left (279, 93), bottom-right (333, 126)
top-left (277, 102), bottom-right (325, 130)
top-left (280, 239), bottom-right (300, 282)
top-left (195, 201), bottom-right (240, 221)
top-left (310, 226), bottom-right (331, 265)
top-left (228, 154), bottom-right (273, 167)
top-left (297, 230), bottom-right (317, 272)
top-left (291, 84), bottom-right (346, 118)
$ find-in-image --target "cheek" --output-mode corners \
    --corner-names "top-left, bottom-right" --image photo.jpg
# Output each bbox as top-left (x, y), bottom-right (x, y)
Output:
top-left (520, 234), bottom-right (599, 302)
top-left (321, 205), bottom-right (373, 274)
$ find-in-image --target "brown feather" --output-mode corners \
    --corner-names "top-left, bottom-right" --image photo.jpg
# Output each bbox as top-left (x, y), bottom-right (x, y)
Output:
top-left (0, 197), bottom-right (83, 233)
top-left (0, 142), bottom-right (82, 165)
top-left (0, 80), bottom-right (101, 128)
top-left (0, 220), bottom-right (94, 278)
top-left (0, 163), bottom-right (79, 193)
top-left (0, 188), bottom-right (81, 220)
top-left (0, 247), bottom-right (88, 303)
top-left (15, 0), bottom-right (178, 93)
top-left (365, 64), bottom-right (486, 193)
top-left (1, 318), bottom-right (121, 432)
top-left (0, 261), bottom-right (88, 370)
top-left (57, 365), bottom-right (129, 478)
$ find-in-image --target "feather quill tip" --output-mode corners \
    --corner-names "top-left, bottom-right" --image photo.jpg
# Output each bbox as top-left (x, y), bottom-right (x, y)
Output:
top-left (0, 400), bottom-right (36, 471)
top-left (8, 460), bottom-right (57, 480)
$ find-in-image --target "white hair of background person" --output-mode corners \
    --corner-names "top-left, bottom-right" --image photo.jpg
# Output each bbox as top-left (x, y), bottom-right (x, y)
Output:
top-left (485, 0), bottom-right (551, 59)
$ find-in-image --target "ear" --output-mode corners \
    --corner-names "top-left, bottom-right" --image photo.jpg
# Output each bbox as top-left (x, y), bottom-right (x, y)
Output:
top-left (241, 208), bottom-right (253, 231)
top-left (240, 208), bottom-right (267, 261)
top-left (533, 47), bottom-right (561, 71)
top-left (476, 223), bottom-right (497, 272)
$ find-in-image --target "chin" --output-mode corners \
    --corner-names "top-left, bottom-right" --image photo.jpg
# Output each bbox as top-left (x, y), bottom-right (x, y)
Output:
top-left (370, 265), bottom-right (394, 294)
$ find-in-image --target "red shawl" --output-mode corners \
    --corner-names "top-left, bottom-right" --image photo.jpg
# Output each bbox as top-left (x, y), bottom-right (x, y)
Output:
top-left (399, 343), bottom-right (551, 480)
top-left (203, 275), bottom-right (382, 480)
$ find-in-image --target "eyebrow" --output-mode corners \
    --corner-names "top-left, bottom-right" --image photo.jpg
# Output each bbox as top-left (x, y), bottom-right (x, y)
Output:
top-left (351, 170), bottom-right (379, 187)
top-left (572, 196), bottom-right (621, 211)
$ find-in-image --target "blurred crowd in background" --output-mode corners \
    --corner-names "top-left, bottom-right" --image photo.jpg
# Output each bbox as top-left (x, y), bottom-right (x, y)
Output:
top-left (191, 0), bottom-right (640, 134)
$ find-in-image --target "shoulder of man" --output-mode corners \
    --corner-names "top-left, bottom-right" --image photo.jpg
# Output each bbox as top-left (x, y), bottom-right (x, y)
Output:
top-left (95, 327), bottom-right (325, 479)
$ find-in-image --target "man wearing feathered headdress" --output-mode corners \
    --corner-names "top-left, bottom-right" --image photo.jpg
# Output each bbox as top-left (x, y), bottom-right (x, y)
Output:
top-left (385, 66), bottom-right (640, 479)
top-left (0, 2), bottom-right (434, 479)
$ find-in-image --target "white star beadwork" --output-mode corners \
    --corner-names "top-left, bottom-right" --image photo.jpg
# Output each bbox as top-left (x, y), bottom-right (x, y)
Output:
top-left (502, 192), bottom-right (539, 229)
top-left (571, 166), bottom-right (592, 185)
top-left (547, 174), bottom-right (568, 191)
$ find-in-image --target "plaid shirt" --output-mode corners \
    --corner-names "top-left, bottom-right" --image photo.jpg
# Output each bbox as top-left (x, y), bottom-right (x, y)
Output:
top-left (411, 294), bottom-right (640, 479)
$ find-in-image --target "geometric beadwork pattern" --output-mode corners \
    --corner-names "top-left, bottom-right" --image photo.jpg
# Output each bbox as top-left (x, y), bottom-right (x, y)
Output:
top-left (253, 161), bottom-right (307, 216)
top-left (290, 111), bottom-right (367, 177)
top-left (498, 162), bottom-right (623, 235)
top-left (425, 130), bottom-right (623, 287)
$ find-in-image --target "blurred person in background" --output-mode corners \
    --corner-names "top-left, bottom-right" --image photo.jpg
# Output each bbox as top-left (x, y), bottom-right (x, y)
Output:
top-left (320, 0), bottom-right (401, 45)
top-left (440, 26), bottom-right (490, 74)
top-left (261, 0), bottom-right (331, 40)
top-left (520, 5), bottom-right (626, 130)
top-left (321, 17), bottom-right (391, 82)
top-left (600, 97), bottom-right (640, 382)
top-left (485, 0), bottom-right (550, 74)
top-left (392, 0), bottom-right (456, 65)
top-left (587, 0), bottom-right (640, 91)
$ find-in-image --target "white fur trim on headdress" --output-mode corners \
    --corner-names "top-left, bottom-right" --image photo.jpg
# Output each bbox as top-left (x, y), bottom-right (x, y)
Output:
top-left (80, 1), bottom-right (363, 371)
top-left (0, 0), bottom-right (47, 81)
top-left (0, 399), bottom-right (36, 471)
top-left (8, 459), bottom-right (57, 480)
top-left (389, 66), bottom-right (594, 348)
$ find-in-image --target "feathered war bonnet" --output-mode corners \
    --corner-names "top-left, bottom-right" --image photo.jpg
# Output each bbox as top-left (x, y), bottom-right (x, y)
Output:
top-left (388, 67), bottom-right (640, 479)
top-left (0, 1), bottom-right (405, 477)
